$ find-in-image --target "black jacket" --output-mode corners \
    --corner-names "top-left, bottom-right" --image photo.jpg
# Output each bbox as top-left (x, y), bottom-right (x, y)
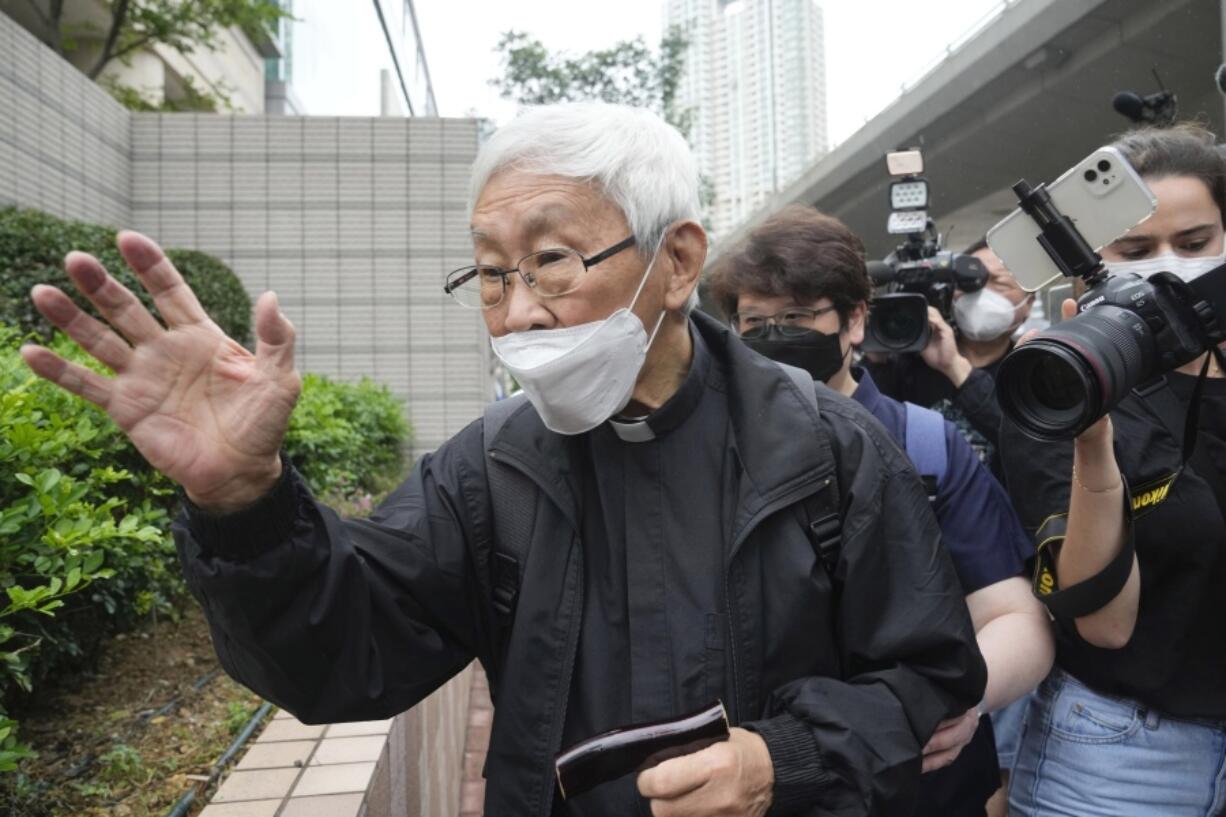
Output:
top-left (174, 313), bottom-right (985, 816)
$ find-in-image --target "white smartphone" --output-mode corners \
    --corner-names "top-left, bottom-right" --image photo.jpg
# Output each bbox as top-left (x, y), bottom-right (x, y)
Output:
top-left (986, 146), bottom-right (1157, 292)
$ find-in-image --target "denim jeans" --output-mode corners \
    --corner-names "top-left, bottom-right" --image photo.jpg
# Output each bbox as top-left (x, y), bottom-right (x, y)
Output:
top-left (991, 690), bottom-right (1034, 774)
top-left (1009, 668), bottom-right (1226, 816)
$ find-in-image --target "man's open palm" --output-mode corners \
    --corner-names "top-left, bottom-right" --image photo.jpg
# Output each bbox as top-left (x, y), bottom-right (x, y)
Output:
top-left (21, 231), bottom-right (300, 512)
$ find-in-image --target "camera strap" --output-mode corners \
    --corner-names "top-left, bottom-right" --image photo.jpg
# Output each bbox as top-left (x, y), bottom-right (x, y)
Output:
top-left (1132, 348), bottom-right (1224, 496)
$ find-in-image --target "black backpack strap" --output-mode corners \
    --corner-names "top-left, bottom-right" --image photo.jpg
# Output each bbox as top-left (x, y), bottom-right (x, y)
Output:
top-left (776, 363), bottom-right (843, 577)
top-left (482, 394), bottom-right (536, 669)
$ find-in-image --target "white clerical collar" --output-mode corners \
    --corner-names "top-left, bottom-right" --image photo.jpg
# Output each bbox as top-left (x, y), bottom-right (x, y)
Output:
top-left (607, 418), bottom-right (656, 442)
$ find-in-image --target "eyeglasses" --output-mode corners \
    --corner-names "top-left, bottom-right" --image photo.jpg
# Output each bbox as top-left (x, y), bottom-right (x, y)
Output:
top-left (731, 305), bottom-right (837, 339)
top-left (443, 236), bottom-right (637, 310)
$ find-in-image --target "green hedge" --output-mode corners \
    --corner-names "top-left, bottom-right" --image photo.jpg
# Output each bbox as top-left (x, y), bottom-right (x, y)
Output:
top-left (0, 208), bottom-right (252, 346)
top-left (0, 327), bottom-right (182, 771)
top-left (0, 324), bottom-right (411, 772)
top-left (285, 374), bottom-right (412, 500)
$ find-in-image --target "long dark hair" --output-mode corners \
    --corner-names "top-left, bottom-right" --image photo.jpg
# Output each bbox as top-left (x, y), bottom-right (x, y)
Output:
top-left (1112, 122), bottom-right (1226, 227)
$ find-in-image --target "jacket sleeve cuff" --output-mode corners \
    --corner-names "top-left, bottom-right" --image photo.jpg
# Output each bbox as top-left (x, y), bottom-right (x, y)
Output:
top-left (953, 367), bottom-right (993, 414)
top-left (179, 451), bottom-right (306, 561)
top-left (741, 712), bottom-right (831, 814)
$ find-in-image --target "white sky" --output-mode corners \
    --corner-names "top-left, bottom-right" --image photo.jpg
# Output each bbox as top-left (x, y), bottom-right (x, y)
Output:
top-left (412, 0), bottom-right (1006, 148)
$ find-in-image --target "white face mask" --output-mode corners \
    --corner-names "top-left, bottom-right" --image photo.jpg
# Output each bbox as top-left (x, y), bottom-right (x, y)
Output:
top-left (1103, 248), bottom-right (1226, 282)
top-left (489, 236), bottom-right (668, 435)
top-left (953, 288), bottom-right (1023, 342)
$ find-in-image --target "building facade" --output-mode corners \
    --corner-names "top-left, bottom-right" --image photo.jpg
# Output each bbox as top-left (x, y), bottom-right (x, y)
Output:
top-left (666, 0), bottom-right (827, 239)
top-left (0, 10), bottom-right (485, 458)
top-left (266, 0), bottom-right (437, 117)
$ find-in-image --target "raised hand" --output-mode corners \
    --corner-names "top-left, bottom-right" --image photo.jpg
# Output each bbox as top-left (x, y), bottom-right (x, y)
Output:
top-left (20, 231), bottom-right (300, 513)
top-left (920, 305), bottom-right (972, 387)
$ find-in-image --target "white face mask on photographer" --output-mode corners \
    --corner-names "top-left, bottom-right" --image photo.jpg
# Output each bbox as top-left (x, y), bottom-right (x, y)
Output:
top-left (490, 235), bottom-right (668, 435)
top-left (1103, 248), bottom-right (1226, 283)
top-left (953, 288), bottom-right (1023, 342)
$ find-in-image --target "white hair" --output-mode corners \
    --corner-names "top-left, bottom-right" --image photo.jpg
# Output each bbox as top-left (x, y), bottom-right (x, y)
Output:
top-left (469, 102), bottom-right (703, 314)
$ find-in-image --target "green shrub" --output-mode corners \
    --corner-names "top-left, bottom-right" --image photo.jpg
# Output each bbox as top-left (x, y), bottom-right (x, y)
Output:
top-left (0, 320), bottom-right (411, 774)
top-left (285, 374), bottom-right (412, 500)
top-left (0, 208), bottom-right (252, 346)
top-left (0, 327), bottom-right (184, 771)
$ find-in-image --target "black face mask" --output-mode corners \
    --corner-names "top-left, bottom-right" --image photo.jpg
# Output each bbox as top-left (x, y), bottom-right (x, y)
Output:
top-left (742, 326), bottom-right (848, 383)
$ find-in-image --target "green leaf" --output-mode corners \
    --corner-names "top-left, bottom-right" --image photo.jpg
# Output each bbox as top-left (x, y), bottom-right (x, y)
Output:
top-left (36, 468), bottom-right (62, 493)
top-left (66, 567), bottom-right (81, 591)
top-left (83, 551), bottom-right (105, 573)
top-left (14, 472), bottom-right (34, 487)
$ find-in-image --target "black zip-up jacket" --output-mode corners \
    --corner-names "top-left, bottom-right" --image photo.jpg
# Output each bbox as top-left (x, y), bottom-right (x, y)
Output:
top-left (174, 313), bottom-right (986, 816)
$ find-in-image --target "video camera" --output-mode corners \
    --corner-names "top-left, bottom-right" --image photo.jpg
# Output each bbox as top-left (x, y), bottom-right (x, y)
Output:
top-left (993, 172), bottom-right (1226, 440)
top-left (862, 149), bottom-right (989, 354)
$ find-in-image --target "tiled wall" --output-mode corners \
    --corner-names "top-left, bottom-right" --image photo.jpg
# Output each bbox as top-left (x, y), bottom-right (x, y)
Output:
top-left (127, 114), bottom-right (488, 456)
top-left (0, 10), bottom-right (489, 457)
top-left (0, 13), bottom-right (131, 226)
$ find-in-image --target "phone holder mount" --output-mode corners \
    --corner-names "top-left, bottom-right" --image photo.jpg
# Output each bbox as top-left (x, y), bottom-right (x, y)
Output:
top-left (1011, 179), bottom-right (1109, 288)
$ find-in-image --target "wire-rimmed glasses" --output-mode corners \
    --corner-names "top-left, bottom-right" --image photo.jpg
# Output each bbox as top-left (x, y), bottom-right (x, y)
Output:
top-left (443, 236), bottom-right (637, 309)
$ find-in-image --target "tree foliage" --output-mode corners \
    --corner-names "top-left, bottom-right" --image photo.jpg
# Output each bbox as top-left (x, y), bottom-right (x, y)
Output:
top-left (490, 27), bottom-right (692, 136)
top-left (21, 0), bottom-right (289, 110)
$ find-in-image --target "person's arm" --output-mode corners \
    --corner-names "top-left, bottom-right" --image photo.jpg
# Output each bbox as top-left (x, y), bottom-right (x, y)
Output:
top-left (20, 232), bottom-right (487, 723)
top-left (951, 367), bottom-right (1003, 446)
top-left (176, 429), bottom-right (490, 724)
top-left (1010, 300), bottom-right (1139, 649)
top-left (740, 429), bottom-right (986, 816)
top-left (918, 424), bottom-right (1054, 771)
top-left (917, 306), bottom-right (1005, 445)
top-left (967, 576), bottom-right (1054, 711)
top-left (1054, 417), bottom-right (1140, 648)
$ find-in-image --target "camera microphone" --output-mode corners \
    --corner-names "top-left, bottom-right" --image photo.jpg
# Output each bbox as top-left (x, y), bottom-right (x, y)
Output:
top-left (1112, 91), bottom-right (1147, 122)
top-left (867, 260), bottom-right (897, 285)
top-left (1111, 89), bottom-right (1177, 126)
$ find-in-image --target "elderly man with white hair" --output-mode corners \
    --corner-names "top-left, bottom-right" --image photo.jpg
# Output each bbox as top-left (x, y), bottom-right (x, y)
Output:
top-left (22, 102), bottom-right (985, 816)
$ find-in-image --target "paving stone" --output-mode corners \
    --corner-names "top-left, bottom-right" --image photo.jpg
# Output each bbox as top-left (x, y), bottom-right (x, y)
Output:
top-left (211, 768), bottom-right (299, 803)
top-left (309, 735), bottom-right (387, 765)
top-left (258, 719), bottom-right (327, 742)
top-left (280, 793), bottom-right (364, 817)
top-left (291, 762), bottom-right (377, 797)
top-left (273, 708), bottom-right (295, 720)
top-left (322, 719), bottom-right (393, 738)
top-left (235, 739), bottom-right (316, 770)
top-left (198, 801), bottom-right (282, 817)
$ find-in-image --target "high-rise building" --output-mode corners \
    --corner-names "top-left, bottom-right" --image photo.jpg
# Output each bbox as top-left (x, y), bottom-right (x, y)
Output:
top-left (666, 0), bottom-right (827, 238)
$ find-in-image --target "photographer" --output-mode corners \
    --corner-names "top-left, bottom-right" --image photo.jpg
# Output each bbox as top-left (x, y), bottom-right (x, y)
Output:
top-left (868, 242), bottom-right (1033, 476)
top-left (999, 123), bottom-right (1226, 816)
top-left (709, 206), bottom-right (1054, 817)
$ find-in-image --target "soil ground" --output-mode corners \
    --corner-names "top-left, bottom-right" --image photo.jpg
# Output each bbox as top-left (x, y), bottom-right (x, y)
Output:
top-left (0, 604), bottom-right (263, 817)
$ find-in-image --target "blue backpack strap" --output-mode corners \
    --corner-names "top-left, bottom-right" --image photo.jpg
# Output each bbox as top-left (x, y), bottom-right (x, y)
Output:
top-left (903, 401), bottom-right (948, 498)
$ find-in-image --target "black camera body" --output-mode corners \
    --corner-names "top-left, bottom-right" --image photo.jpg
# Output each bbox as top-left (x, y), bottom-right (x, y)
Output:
top-left (863, 246), bottom-right (988, 354)
top-left (995, 178), bottom-right (1226, 440)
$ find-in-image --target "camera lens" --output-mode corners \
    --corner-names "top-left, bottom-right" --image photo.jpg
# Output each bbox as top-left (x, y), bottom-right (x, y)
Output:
top-left (866, 294), bottom-right (930, 353)
top-left (1084, 169), bottom-right (1098, 182)
top-left (997, 305), bottom-right (1155, 439)
top-left (1097, 160), bottom-right (1111, 172)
